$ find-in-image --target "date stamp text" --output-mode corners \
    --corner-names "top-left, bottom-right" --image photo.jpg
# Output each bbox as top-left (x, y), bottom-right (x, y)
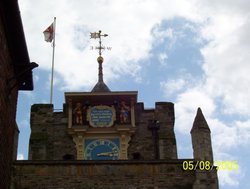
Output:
top-left (182, 160), bottom-right (239, 171)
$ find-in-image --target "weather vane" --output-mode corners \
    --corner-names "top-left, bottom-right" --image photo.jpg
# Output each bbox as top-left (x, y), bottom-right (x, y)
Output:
top-left (90, 30), bottom-right (112, 56)
top-left (89, 30), bottom-right (112, 92)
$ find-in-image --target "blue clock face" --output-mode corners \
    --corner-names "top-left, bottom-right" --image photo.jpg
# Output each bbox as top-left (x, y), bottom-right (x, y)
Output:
top-left (84, 138), bottom-right (120, 160)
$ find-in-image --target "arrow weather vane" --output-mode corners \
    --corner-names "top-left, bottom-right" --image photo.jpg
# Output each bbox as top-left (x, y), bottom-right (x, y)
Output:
top-left (89, 30), bottom-right (112, 89)
top-left (90, 30), bottom-right (111, 56)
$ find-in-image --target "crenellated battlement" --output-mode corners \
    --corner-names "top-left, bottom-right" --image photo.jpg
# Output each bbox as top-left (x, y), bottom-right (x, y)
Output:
top-left (27, 98), bottom-right (217, 188)
top-left (28, 101), bottom-right (178, 161)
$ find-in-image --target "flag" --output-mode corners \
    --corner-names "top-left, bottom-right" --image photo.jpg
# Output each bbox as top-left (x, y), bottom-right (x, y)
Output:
top-left (90, 32), bottom-right (100, 39)
top-left (43, 22), bottom-right (54, 42)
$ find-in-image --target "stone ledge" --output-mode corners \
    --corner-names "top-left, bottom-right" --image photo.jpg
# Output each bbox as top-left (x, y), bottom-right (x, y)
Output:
top-left (14, 159), bottom-right (194, 165)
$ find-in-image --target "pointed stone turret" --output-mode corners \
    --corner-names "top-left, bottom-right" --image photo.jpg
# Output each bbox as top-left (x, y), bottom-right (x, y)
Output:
top-left (191, 107), bottom-right (210, 132)
top-left (91, 56), bottom-right (110, 93)
top-left (191, 107), bottom-right (213, 162)
top-left (191, 108), bottom-right (218, 189)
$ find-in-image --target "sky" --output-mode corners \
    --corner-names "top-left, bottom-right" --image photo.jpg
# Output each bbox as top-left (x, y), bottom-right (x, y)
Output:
top-left (16, 0), bottom-right (250, 188)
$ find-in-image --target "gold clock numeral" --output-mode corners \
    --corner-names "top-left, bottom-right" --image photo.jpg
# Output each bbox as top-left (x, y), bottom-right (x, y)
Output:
top-left (99, 139), bottom-right (105, 145)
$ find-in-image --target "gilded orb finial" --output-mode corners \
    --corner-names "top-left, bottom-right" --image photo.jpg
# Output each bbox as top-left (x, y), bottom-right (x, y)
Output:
top-left (97, 56), bottom-right (103, 64)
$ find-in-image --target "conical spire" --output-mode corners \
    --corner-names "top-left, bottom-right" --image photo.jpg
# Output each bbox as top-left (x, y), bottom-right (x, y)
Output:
top-left (191, 107), bottom-right (214, 162)
top-left (91, 56), bottom-right (110, 92)
top-left (191, 107), bottom-right (210, 133)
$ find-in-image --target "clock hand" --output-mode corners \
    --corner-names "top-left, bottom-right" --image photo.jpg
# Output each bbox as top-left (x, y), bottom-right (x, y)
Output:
top-left (97, 152), bottom-right (114, 157)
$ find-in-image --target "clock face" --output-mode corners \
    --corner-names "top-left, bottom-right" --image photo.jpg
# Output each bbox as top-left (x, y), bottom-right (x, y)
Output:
top-left (84, 138), bottom-right (120, 160)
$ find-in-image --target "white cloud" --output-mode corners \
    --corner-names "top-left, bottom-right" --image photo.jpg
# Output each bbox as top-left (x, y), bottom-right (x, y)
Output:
top-left (152, 27), bottom-right (174, 45)
top-left (198, 1), bottom-right (250, 117)
top-left (209, 119), bottom-right (239, 152)
top-left (218, 170), bottom-right (240, 186)
top-left (208, 119), bottom-right (250, 157)
top-left (235, 119), bottom-right (250, 145)
top-left (19, 0), bottom-right (205, 90)
top-left (20, 0), bottom-right (250, 97)
top-left (174, 88), bottom-right (216, 133)
top-left (160, 79), bottom-right (186, 96)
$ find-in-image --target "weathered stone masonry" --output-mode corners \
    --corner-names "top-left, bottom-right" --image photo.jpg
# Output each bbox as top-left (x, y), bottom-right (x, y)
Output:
top-left (23, 102), bottom-right (219, 189)
top-left (13, 160), bottom-right (196, 189)
top-left (28, 101), bottom-right (177, 161)
top-left (13, 159), bottom-right (219, 189)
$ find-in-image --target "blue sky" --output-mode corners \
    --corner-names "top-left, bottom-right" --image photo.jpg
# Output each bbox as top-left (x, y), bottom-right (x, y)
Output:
top-left (17, 0), bottom-right (250, 188)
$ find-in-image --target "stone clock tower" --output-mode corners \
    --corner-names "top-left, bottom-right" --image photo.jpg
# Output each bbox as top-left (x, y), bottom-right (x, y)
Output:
top-left (66, 32), bottom-right (138, 160)
top-left (66, 80), bottom-right (137, 160)
top-left (16, 31), bottom-right (219, 189)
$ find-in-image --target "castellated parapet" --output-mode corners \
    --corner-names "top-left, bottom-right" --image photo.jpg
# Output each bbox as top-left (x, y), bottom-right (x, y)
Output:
top-left (18, 100), bottom-right (219, 189)
top-left (29, 101), bottom-right (177, 161)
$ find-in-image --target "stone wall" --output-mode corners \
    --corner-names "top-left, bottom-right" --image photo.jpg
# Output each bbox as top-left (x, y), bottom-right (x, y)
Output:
top-left (27, 99), bottom-right (218, 188)
top-left (128, 103), bottom-right (155, 160)
top-left (13, 160), bottom-right (196, 189)
top-left (29, 104), bottom-right (76, 160)
top-left (29, 101), bottom-right (177, 161)
top-left (0, 8), bottom-right (19, 189)
top-left (155, 102), bottom-right (177, 159)
top-left (128, 102), bottom-right (177, 160)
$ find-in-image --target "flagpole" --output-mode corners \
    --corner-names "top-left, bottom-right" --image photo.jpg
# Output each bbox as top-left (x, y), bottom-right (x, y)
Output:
top-left (50, 17), bottom-right (56, 104)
